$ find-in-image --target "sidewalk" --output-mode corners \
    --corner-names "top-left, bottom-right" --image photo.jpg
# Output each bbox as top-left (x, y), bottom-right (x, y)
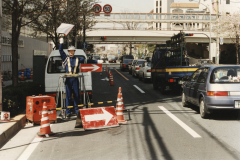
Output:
top-left (0, 79), bottom-right (32, 148)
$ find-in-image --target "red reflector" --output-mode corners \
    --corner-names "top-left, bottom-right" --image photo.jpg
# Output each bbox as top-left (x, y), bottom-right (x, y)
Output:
top-left (147, 69), bottom-right (151, 72)
top-left (46, 93), bottom-right (56, 96)
top-left (207, 91), bottom-right (228, 96)
top-left (123, 65), bottom-right (126, 67)
top-left (168, 79), bottom-right (174, 82)
top-left (136, 67), bottom-right (140, 70)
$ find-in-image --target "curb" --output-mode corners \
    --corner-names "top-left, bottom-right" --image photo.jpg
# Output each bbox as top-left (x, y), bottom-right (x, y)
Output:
top-left (0, 114), bottom-right (26, 148)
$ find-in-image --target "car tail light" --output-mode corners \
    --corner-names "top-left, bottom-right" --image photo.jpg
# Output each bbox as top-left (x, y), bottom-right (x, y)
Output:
top-left (147, 69), bottom-right (151, 72)
top-left (123, 65), bottom-right (126, 67)
top-left (136, 67), bottom-right (140, 70)
top-left (168, 79), bottom-right (176, 82)
top-left (207, 91), bottom-right (229, 96)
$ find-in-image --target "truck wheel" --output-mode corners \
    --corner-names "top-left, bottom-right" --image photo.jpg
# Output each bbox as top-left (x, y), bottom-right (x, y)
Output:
top-left (153, 78), bottom-right (158, 90)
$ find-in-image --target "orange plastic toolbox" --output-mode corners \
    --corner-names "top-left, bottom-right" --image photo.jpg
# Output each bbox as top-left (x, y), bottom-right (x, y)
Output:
top-left (26, 94), bottom-right (56, 124)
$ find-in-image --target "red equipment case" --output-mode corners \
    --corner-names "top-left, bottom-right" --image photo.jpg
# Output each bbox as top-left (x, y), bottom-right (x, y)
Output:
top-left (26, 94), bottom-right (56, 124)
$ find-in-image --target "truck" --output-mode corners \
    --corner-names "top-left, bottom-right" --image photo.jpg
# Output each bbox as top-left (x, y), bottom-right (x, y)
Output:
top-left (151, 31), bottom-right (200, 94)
top-left (45, 48), bottom-right (92, 106)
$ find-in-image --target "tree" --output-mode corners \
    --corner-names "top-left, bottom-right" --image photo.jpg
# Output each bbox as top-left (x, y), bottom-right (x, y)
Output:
top-left (213, 12), bottom-right (240, 64)
top-left (2, 0), bottom-right (49, 87)
top-left (30, 0), bottom-right (97, 49)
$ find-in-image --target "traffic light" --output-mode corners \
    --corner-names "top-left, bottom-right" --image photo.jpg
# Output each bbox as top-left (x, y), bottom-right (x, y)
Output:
top-left (101, 36), bottom-right (106, 40)
top-left (184, 33), bottom-right (194, 36)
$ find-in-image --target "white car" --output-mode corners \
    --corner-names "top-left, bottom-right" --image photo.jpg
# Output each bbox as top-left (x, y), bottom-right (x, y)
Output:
top-left (138, 61), bottom-right (151, 82)
top-left (132, 59), bottom-right (146, 77)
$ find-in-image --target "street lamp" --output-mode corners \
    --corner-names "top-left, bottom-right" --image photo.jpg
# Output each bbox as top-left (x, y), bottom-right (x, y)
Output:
top-left (189, 0), bottom-right (212, 61)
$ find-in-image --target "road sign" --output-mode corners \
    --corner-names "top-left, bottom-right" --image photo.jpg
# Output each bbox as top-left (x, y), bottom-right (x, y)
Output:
top-left (93, 4), bottom-right (102, 13)
top-left (80, 106), bottom-right (119, 130)
top-left (80, 64), bottom-right (102, 72)
top-left (220, 37), bottom-right (223, 45)
top-left (82, 42), bottom-right (88, 49)
top-left (103, 4), bottom-right (112, 14)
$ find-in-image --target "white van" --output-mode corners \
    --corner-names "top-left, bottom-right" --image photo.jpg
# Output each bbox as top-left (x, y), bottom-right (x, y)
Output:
top-left (45, 49), bottom-right (92, 105)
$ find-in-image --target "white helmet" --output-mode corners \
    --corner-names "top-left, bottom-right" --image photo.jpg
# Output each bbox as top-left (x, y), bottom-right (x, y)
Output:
top-left (68, 46), bottom-right (76, 51)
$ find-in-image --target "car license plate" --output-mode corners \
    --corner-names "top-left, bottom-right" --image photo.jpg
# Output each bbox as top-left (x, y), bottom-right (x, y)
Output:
top-left (178, 80), bottom-right (184, 84)
top-left (234, 101), bottom-right (240, 108)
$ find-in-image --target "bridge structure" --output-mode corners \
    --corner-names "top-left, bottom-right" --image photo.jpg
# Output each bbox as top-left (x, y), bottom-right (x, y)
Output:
top-left (86, 13), bottom-right (227, 64)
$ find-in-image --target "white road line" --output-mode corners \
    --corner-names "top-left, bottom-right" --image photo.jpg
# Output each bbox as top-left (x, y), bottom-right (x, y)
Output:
top-left (158, 106), bottom-right (201, 138)
top-left (17, 124), bottom-right (53, 160)
top-left (133, 85), bottom-right (145, 93)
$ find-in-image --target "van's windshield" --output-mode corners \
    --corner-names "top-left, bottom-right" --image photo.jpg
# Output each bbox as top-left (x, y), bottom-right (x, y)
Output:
top-left (47, 56), bottom-right (85, 73)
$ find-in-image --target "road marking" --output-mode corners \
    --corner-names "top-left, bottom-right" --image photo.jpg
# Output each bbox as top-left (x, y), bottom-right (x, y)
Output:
top-left (158, 106), bottom-right (201, 138)
top-left (133, 85), bottom-right (145, 93)
top-left (17, 124), bottom-right (53, 160)
top-left (114, 69), bottom-right (129, 81)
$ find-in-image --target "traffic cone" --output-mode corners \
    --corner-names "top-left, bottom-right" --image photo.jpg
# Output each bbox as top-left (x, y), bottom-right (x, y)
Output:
top-left (1, 71), bottom-right (4, 86)
top-left (118, 87), bottom-right (125, 110)
top-left (116, 87), bottom-right (127, 124)
top-left (37, 102), bottom-right (55, 137)
top-left (30, 69), bottom-right (33, 79)
top-left (109, 70), bottom-right (114, 86)
top-left (20, 71), bottom-right (24, 81)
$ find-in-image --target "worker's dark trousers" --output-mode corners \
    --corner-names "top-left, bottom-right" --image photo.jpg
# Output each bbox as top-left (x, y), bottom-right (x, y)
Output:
top-left (65, 78), bottom-right (80, 114)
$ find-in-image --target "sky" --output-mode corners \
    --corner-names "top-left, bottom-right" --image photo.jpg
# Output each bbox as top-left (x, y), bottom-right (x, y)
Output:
top-left (98, 0), bottom-right (196, 13)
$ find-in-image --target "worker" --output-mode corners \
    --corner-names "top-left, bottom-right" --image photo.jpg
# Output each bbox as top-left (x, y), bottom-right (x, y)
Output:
top-left (59, 37), bottom-right (84, 118)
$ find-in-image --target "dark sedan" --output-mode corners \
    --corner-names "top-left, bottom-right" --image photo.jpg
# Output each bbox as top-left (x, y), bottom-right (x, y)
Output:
top-left (120, 59), bottom-right (133, 71)
top-left (182, 65), bottom-right (240, 119)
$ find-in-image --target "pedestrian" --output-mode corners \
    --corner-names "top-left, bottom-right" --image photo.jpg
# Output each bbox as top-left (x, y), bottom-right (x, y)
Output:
top-left (59, 37), bottom-right (84, 118)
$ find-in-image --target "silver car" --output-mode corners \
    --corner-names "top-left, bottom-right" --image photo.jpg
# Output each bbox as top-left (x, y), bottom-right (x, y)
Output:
top-left (132, 59), bottom-right (146, 77)
top-left (182, 65), bottom-right (240, 119)
top-left (138, 61), bottom-right (151, 82)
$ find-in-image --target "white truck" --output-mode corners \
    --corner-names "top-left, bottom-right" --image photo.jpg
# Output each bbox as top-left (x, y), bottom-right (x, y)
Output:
top-left (45, 49), bottom-right (92, 106)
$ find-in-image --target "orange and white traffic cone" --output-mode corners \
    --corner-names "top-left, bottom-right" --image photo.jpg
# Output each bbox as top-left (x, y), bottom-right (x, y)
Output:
top-left (30, 69), bottom-right (33, 79)
top-left (1, 71), bottom-right (4, 86)
top-left (37, 102), bottom-right (55, 137)
top-left (20, 71), bottom-right (24, 81)
top-left (116, 88), bottom-right (127, 124)
top-left (118, 87), bottom-right (125, 110)
top-left (109, 70), bottom-right (114, 86)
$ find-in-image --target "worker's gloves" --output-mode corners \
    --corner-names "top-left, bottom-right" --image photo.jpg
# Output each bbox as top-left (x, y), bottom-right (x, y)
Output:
top-left (59, 38), bottom-right (64, 44)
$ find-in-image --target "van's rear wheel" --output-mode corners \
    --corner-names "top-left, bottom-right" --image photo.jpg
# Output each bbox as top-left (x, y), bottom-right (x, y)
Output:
top-left (199, 97), bottom-right (209, 119)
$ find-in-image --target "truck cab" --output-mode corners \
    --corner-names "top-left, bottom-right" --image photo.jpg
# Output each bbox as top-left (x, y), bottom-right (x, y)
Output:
top-left (45, 49), bottom-right (92, 105)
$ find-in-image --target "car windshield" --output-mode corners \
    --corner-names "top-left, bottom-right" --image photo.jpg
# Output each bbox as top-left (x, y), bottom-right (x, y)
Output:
top-left (124, 59), bottom-right (133, 63)
top-left (210, 67), bottom-right (240, 83)
top-left (124, 55), bottom-right (133, 59)
top-left (147, 62), bottom-right (151, 66)
top-left (47, 56), bottom-right (85, 73)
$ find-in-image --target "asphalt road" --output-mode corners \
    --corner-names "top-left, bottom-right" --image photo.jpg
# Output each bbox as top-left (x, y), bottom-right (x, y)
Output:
top-left (1, 68), bottom-right (240, 160)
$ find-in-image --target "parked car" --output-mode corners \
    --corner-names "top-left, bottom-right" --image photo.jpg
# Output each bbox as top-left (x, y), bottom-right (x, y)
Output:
top-left (129, 60), bottom-right (137, 74)
top-left (138, 61), bottom-right (151, 82)
top-left (132, 59), bottom-right (146, 77)
top-left (182, 65), bottom-right (240, 119)
top-left (93, 55), bottom-right (100, 60)
top-left (108, 56), bottom-right (118, 63)
top-left (120, 59), bottom-right (133, 71)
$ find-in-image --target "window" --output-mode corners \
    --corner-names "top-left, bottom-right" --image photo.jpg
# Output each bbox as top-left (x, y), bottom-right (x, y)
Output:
top-left (226, 0), bottom-right (230, 4)
top-left (197, 68), bottom-right (209, 83)
top-left (210, 67), bottom-right (240, 83)
top-left (47, 56), bottom-right (85, 74)
top-left (156, 23), bottom-right (158, 28)
top-left (160, 8), bottom-right (161, 13)
top-left (156, 1), bottom-right (158, 6)
top-left (190, 69), bottom-right (202, 82)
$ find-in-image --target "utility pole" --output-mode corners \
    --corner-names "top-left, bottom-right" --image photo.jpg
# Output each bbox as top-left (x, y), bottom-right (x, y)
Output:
top-left (67, 0), bottom-right (69, 48)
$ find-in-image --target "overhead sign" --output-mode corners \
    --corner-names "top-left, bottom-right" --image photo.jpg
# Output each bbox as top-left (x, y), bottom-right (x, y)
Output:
top-left (80, 64), bottom-right (102, 72)
top-left (103, 4), bottom-right (112, 14)
top-left (93, 4), bottom-right (102, 13)
top-left (82, 42), bottom-right (88, 49)
top-left (80, 106), bottom-right (119, 130)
